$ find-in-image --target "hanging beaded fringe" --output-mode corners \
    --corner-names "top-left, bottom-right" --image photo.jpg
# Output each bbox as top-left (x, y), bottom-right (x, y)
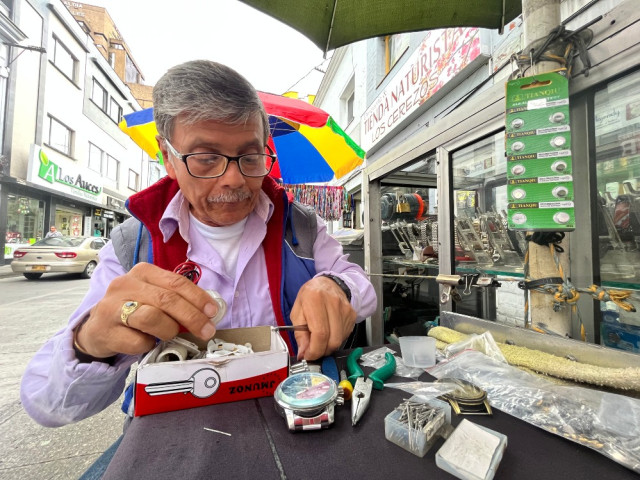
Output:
top-left (284, 184), bottom-right (345, 221)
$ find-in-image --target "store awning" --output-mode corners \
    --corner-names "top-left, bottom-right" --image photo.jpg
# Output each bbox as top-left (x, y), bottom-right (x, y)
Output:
top-left (238, 0), bottom-right (522, 53)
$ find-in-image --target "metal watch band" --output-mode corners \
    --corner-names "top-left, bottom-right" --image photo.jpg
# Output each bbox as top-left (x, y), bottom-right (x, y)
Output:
top-left (284, 406), bottom-right (335, 431)
top-left (320, 274), bottom-right (352, 302)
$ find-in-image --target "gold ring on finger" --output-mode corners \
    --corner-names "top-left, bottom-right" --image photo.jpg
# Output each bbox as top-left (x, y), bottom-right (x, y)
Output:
top-left (121, 301), bottom-right (140, 327)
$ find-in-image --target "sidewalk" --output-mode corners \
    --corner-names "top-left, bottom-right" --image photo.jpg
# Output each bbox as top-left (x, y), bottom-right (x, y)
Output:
top-left (0, 263), bottom-right (19, 278)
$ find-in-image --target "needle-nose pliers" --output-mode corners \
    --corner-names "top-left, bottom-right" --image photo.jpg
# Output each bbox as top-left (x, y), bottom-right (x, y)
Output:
top-left (347, 347), bottom-right (396, 426)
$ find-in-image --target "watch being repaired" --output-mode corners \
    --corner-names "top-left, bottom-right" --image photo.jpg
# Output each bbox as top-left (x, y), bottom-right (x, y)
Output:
top-left (274, 368), bottom-right (343, 431)
top-left (436, 378), bottom-right (492, 415)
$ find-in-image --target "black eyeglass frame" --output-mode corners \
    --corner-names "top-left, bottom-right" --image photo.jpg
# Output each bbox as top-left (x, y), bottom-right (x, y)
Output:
top-left (163, 138), bottom-right (277, 179)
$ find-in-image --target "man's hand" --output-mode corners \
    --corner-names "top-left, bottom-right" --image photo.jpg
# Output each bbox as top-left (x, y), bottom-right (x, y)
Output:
top-left (290, 275), bottom-right (357, 360)
top-left (74, 263), bottom-right (223, 359)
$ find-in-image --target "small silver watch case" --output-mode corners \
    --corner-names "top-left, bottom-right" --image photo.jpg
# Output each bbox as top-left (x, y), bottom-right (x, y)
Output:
top-left (274, 371), bottom-right (342, 431)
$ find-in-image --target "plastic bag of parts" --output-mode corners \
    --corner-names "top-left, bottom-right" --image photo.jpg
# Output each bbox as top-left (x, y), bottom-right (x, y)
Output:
top-left (361, 346), bottom-right (425, 379)
top-left (443, 331), bottom-right (507, 364)
top-left (385, 380), bottom-right (459, 400)
top-left (429, 350), bottom-right (640, 474)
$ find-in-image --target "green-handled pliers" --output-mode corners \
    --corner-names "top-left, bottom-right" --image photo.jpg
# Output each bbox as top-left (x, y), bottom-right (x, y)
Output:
top-left (347, 347), bottom-right (396, 426)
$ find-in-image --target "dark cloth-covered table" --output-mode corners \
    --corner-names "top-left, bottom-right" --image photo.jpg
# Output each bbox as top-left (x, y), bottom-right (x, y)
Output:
top-left (102, 350), bottom-right (636, 479)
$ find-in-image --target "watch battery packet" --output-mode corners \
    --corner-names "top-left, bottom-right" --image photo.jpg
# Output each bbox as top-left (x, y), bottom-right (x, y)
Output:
top-left (133, 326), bottom-right (289, 416)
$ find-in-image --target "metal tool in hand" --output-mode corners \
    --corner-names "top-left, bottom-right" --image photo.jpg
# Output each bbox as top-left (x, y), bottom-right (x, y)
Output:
top-left (347, 347), bottom-right (396, 426)
top-left (272, 325), bottom-right (310, 332)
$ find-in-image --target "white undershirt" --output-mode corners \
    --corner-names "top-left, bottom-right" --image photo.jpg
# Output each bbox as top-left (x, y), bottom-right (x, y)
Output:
top-left (189, 213), bottom-right (247, 280)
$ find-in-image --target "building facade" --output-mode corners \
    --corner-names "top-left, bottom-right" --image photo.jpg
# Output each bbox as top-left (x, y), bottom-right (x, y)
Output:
top-left (315, 0), bottom-right (640, 354)
top-left (1, 0), bottom-right (162, 263)
top-left (62, 1), bottom-right (154, 108)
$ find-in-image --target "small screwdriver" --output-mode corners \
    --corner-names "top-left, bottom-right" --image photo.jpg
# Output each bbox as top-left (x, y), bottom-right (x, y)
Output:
top-left (339, 369), bottom-right (353, 401)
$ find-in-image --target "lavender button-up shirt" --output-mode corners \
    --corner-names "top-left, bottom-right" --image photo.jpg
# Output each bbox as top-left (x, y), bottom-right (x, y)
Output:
top-left (20, 190), bottom-right (377, 427)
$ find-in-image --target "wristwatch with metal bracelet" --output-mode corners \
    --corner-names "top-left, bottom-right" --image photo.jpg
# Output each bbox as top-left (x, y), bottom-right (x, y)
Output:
top-left (274, 361), bottom-right (344, 431)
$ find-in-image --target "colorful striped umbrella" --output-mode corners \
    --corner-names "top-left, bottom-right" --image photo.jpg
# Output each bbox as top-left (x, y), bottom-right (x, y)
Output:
top-left (118, 92), bottom-right (365, 184)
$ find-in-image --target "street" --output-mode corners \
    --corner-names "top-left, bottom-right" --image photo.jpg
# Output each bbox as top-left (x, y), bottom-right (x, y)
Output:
top-left (0, 273), bottom-right (129, 479)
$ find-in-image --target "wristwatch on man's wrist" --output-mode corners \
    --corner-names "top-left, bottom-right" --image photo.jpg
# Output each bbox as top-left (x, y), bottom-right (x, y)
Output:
top-left (320, 274), bottom-right (352, 302)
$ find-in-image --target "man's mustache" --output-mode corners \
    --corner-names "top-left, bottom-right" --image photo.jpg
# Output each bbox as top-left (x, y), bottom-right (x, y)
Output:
top-left (207, 190), bottom-right (252, 203)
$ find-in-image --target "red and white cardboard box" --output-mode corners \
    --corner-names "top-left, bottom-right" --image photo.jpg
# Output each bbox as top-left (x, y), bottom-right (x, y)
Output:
top-left (133, 326), bottom-right (289, 416)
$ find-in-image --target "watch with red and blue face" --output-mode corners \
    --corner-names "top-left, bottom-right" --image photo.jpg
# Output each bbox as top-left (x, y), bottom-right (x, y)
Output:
top-left (274, 363), bottom-right (343, 431)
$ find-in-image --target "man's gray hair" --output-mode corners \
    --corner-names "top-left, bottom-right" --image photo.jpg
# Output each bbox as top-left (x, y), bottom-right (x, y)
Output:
top-left (153, 60), bottom-right (269, 142)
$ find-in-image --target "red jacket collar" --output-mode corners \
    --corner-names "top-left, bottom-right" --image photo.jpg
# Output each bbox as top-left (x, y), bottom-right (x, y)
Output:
top-left (124, 176), bottom-right (293, 350)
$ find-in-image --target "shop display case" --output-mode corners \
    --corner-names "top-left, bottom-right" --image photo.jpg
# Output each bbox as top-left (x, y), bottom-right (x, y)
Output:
top-left (376, 156), bottom-right (441, 340)
top-left (593, 69), bottom-right (640, 350)
top-left (451, 133), bottom-right (526, 323)
top-left (373, 140), bottom-right (529, 340)
top-left (594, 69), bottom-right (640, 290)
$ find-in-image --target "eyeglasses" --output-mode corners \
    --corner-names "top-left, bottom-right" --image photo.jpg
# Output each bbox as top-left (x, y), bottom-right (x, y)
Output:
top-left (163, 138), bottom-right (277, 179)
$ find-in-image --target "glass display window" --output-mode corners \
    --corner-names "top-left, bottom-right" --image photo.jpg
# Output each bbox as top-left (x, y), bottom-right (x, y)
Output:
top-left (5, 195), bottom-right (45, 259)
top-left (594, 69), bottom-right (640, 343)
top-left (451, 132), bottom-right (526, 324)
top-left (378, 155), bottom-right (440, 340)
top-left (55, 208), bottom-right (84, 237)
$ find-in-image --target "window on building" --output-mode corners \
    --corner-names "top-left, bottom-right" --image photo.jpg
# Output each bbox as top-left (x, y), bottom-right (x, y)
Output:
top-left (91, 79), bottom-right (107, 111)
top-left (88, 143), bottom-right (119, 185)
top-left (91, 77), bottom-right (123, 123)
top-left (109, 98), bottom-right (122, 123)
top-left (148, 162), bottom-right (166, 185)
top-left (52, 37), bottom-right (76, 81)
top-left (46, 116), bottom-right (73, 156)
top-left (125, 54), bottom-right (140, 83)
top-left (347, 92), bottom-right (355, 125)
top-left (384, 34), bottom-right (409, 74)
top-left (88, 143), bottom-right (103, 173)
top-left (341, 76), bottom-right (356, 127)
top-left (106, 155), bottom-right (119, 182)
top-left (128, 169), bottom-right (139, 191)
top-left (77, 21), bottom-right (90, 35)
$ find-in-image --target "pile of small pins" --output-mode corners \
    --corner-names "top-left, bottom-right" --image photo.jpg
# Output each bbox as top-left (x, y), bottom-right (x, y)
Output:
top-left (395, 398), bottom-right (442, 433)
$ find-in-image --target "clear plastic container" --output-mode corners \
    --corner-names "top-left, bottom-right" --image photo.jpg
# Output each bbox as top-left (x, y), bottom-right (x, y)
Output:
top-left (398, 336), bottom-right (436, 367)
top-left (384, 396), bottom-right (451, 457)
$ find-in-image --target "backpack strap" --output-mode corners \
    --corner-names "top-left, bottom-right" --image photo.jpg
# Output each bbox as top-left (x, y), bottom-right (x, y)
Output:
top-left (286, 201), bottom-right (317, 258)
top-left (110, 217), bottom-right (151, 271)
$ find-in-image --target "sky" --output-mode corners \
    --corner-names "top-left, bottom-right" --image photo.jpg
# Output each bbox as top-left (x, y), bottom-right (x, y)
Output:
top-left (82, 0), bottom-right (330, 97)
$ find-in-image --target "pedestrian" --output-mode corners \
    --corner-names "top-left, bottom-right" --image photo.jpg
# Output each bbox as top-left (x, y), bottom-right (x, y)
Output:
top-left (45, 225), bottom-right (62, 238)
top-left (20, 60), bottom-right (377, 428)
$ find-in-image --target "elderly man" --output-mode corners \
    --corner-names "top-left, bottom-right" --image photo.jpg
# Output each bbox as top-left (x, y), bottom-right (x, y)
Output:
top-left (21, 60), bottom-right (376, 427)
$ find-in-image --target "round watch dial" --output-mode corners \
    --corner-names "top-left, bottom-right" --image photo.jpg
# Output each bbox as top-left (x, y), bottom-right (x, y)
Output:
top-left (274, 372), bottom-right (338, 414)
